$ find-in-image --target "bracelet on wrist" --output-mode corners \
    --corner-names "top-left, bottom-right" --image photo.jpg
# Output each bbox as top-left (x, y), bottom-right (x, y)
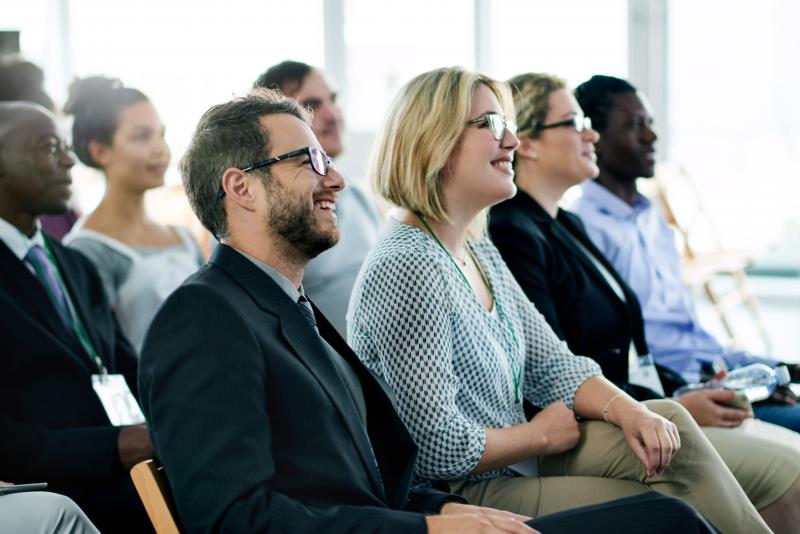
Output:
top-left (603, 393), bottom-right (626, 423)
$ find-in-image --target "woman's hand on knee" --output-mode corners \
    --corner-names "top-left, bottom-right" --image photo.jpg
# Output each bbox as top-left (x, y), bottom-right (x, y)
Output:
top-left (526, 402), bottom-right (581, 455)
top-left (617, 406), bottom-right (681, 477)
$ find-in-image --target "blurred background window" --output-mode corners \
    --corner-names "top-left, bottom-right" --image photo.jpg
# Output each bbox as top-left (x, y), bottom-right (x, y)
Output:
top-left (2, 0), bottom-right (797, 357)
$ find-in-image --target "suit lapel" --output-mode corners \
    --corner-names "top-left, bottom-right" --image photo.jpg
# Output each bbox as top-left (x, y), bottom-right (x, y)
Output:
top-left (557, 213), bottom-right (636, 306)
top-left (211, 245), bottom-right (386, 498)
top-left (46, 237), bottom-right (109, 371)
top-left (314, 305), bottom-right (417, 506)
top-left (557, 212), bottom-right (652, 353)
top-left (0, 240), bottom-right (93, 372)
top-left (559, 216), bottom-right (650, 353)
top-left (550, 212), bottom-right (629, 310)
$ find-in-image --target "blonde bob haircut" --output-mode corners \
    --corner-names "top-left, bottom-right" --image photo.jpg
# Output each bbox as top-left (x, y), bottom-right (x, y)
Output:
top-left (370, 66), bottom-right (513, 237)
top-left (507, 72), bottom-right (566, 139)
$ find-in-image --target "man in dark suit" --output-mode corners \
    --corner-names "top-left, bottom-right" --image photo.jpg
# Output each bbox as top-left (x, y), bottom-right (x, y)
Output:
top-left (0, 102), bottom-right (153, 533)
top-left (137, 88), bottom-right (719, 534)
top-left (138, 88), bottom-right (540, 534)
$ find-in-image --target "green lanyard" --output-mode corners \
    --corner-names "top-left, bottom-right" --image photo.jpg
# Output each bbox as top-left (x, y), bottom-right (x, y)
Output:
top-left (36, 237), bottom-right (107, 375)
top-left (414, 213), bottom-right (522, 404)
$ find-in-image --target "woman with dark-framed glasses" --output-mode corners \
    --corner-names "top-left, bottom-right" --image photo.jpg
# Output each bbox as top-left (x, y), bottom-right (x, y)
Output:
top-left (489, 71), bottom-right (800, 533)
top-left (346, 66), bottom-right (769, 533)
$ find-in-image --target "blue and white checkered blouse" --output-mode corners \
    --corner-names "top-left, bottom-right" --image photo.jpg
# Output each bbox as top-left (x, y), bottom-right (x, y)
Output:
top-left (348, 218), bottom-right (601, 482)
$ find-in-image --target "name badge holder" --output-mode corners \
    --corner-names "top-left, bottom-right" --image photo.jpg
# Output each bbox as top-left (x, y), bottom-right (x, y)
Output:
top-left (628, 345), bottom-right (665, 397)
top-left (38, 239), bottom-right (146, 427)
top-left (92, 374), bottom-right (146, 426)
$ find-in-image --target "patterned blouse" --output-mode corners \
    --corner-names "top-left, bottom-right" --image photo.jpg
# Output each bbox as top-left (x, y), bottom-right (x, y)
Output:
top-left (348, 219), bottom-right (601, 482)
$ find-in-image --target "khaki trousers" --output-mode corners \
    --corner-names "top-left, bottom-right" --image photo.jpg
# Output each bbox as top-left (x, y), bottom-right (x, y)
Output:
top-left (448, 400), bottom-right (771, 534)
top-left (702, 418), bottom-right (800, 509)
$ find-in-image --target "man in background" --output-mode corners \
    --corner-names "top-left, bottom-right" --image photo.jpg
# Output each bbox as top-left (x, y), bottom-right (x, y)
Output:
top-left (0, 102), bottom-right (152, 533)
top-left (254, 60), bottom-right (381, 337)
top-left (572, 74), bottom-right (800, 432)
top-left (0, 56), bottom-right (79, 240)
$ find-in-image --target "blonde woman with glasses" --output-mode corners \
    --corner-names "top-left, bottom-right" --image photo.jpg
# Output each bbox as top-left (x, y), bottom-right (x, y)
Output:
top-left (347, 66), bottom-right (769, 533)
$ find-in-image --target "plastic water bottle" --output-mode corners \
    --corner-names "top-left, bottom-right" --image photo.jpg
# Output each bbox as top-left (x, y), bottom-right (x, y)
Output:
top-left (674, 364), bottom-right (791, 402)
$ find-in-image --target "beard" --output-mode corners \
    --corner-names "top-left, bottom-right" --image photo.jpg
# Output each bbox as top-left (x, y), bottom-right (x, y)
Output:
top-left (265, 180), bottom-right (339, 261)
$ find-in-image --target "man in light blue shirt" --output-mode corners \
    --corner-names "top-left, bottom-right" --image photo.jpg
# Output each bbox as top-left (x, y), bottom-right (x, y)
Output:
top-left (572, 75), bottom-right (800, 432)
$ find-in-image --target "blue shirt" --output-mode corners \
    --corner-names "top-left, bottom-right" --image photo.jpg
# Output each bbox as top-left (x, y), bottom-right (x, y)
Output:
top-left (571, 180), bottom-right (774, 382)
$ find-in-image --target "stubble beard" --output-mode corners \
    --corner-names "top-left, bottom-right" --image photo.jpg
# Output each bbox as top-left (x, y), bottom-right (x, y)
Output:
top-left (267, 185), bottom-right (339, 262)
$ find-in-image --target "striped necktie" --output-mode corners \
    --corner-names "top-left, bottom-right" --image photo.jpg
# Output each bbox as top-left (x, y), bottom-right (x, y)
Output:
top-left (25, 244), bottom-right (75, 336)
top-left (297, 295), bottom-right (319, 332)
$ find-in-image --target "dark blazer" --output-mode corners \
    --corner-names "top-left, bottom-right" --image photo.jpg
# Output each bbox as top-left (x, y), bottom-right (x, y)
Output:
top-left (139, 244), bottom-right (458, 534)
top-left (0, 235), bottom-right (149, 533)
top-left (490, 190), bottom-right (652, 390)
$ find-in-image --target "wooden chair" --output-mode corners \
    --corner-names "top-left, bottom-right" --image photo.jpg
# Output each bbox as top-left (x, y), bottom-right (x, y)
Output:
top-left (644, 164), bottom-right (772, 353)
top-left (130, 459), bottom-right (182, 534)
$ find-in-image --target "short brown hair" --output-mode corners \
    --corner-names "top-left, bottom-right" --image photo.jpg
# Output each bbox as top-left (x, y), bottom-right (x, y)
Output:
top-left (180, 88), bottom-right (309, 240)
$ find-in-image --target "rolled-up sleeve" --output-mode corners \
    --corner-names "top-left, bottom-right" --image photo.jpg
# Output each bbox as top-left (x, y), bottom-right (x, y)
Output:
top-left (518, 294), bottom-right (602, 409)
top-left (349, 250), bottom-right (486, 480)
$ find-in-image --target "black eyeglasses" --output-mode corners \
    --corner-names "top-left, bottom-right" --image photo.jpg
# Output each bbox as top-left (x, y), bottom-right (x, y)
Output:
top-left (216, 146), bottom-right (333, 199)
top-left (537, 115), bottom-right (593, 134)
top-left (466, 113), bottom-right (517, 141)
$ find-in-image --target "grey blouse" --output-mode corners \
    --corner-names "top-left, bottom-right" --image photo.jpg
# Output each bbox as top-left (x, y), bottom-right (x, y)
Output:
top-left (347, 219), bottom-right (601, 482)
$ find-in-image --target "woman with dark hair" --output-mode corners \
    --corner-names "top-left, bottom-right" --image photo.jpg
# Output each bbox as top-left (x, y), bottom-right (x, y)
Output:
top-left (63, 76), bottom-right (202, 351)
top-left (347, 66), bottom-right (770, 533)
top-left (490, 71), bottom-right (800, 533)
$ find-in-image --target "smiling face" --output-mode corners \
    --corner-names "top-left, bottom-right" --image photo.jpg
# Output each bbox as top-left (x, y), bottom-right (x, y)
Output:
top-left (442, 83), bottom-right (520, 213)
top-left (530, 88), bottom-right (600, 187)
top-left (93, 100), bottom-right (170, 192)
top-left (595, 91), bottom-right (658, 180)
top-left (256, 113), bottom-right (345, 260)
top-left (292, 69), bottom-right (344, 158)
top-left (0, 106), bottom-right (75, 221)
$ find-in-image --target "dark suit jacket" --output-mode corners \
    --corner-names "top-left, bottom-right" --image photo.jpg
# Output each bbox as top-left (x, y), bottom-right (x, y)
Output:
top-left (0, 234), bottom-right (149, 532)
top-left (490, 190), bottom-right (661, 394)
top-left (139, 244), bottom-right (458, 534)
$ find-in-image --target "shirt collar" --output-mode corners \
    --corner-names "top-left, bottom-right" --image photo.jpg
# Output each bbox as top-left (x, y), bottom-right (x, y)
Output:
top-left (237, 248), bottom-right (304, 302)
top-left (580, 179), bottom-right (651, 220)
top-left (0, 217), bottom-right (46, 260)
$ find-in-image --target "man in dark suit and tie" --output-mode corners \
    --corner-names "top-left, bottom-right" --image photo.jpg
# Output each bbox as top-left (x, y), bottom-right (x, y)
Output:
top-left (0, 102), bottom-right (153, 533)
top-left (137, 89), bottom-right (716, 534)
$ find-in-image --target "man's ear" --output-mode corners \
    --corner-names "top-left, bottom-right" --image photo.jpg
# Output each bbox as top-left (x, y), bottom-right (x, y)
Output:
top-left (516, 135), bottom-right (540, 161)
top-left (88, 140), bottom-right (112, 168)
top-left (220, 167), bottom-right (258, 211)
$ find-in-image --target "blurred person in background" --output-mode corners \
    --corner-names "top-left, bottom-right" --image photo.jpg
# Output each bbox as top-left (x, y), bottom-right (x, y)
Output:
top-left (254, 60), bottom-right (381, 338)
top-left (63, 76), bottom-right (203, 352)
top-left (490, 71), bottom-right (800, 533)
top-left (0, 55), bottom-right (79, 240)
top-left (0, 101), bottom-right (152, 533)
top-left (571, 75), bottom-right (800, 433)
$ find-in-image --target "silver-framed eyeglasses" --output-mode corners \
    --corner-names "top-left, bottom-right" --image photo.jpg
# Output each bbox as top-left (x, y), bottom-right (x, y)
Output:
top-left (466, 113), bottom-right (518, 141)
top-left (537, 115), bottom-right (593, 133)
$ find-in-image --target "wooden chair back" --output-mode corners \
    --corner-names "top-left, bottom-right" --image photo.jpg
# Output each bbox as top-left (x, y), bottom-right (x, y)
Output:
top-left (130, 459), bottom-right (182, 534)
